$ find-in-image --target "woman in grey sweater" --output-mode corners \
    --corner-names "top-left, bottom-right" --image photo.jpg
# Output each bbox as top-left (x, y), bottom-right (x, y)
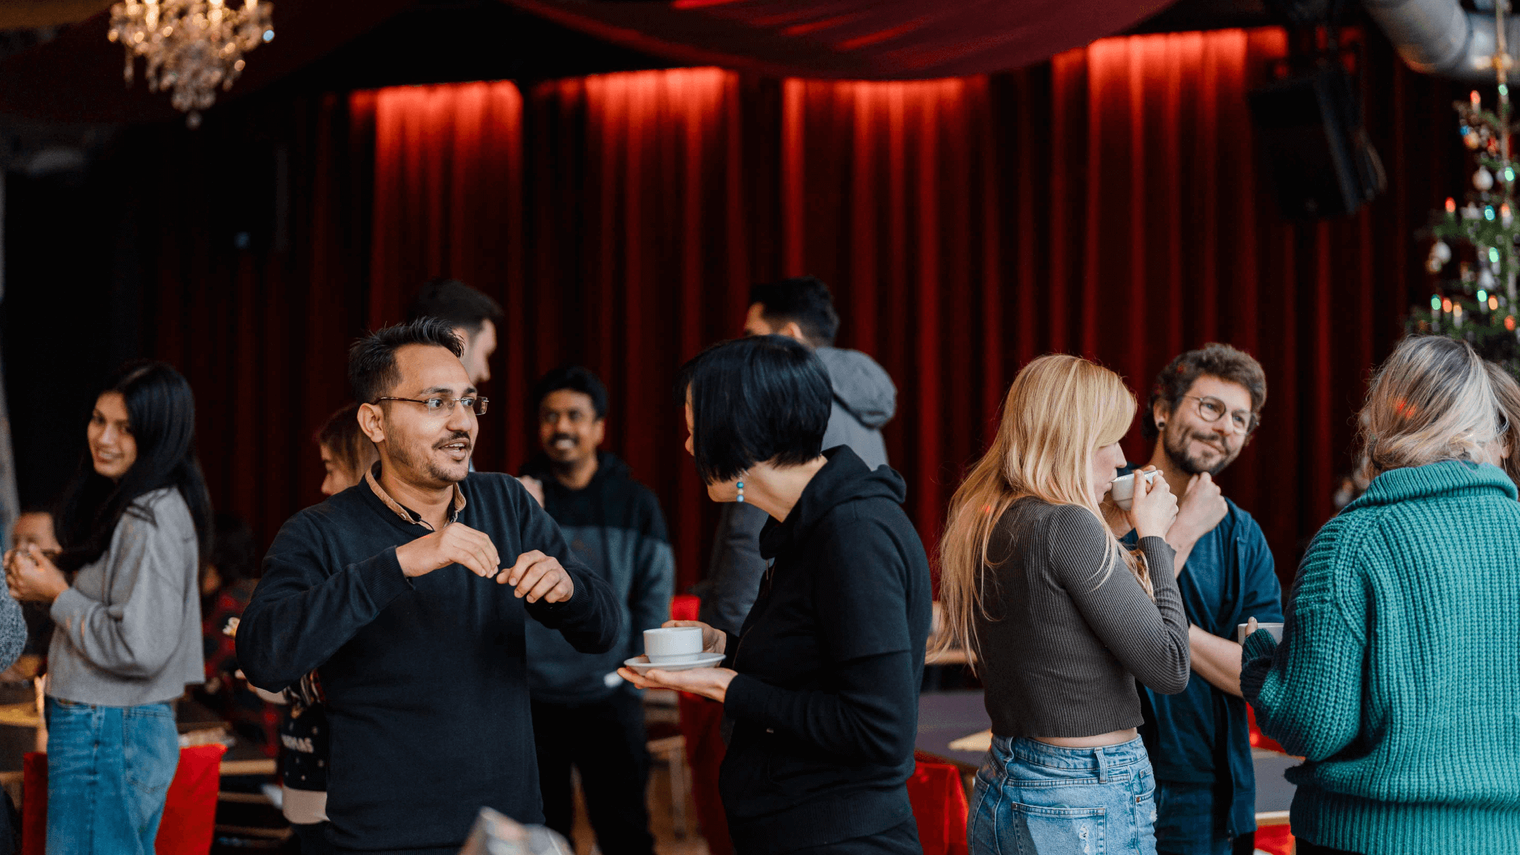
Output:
top-left (938, 354), bottom-right (1190, 855)
top-left (6, 361), bottom-right (211, 855)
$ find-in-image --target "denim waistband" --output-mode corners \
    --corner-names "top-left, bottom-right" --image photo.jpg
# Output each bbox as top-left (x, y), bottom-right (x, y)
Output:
top-left (991, 734), bottom-right (1148, 773)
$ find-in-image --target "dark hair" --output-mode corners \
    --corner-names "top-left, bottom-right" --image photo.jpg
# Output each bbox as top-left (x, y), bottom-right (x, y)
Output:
top-left (406, 278), bottom-right (504, 337)
top-left (1141, 343), bottom-right (1268, 440)
top-left (676, 336), bottom-right (832, 485)
top-left (315, 402), bottom-right (377, 475)
top-left (531, 366), bottom-right (608, 420)
top-left (208, 512), bottom-right (257, 585)
top-left (749, 276), bottom-right (841, 347)
top-left (348, 318), bottom-right (465, 404)
top-left (56, 361), bottom-right (213, 574)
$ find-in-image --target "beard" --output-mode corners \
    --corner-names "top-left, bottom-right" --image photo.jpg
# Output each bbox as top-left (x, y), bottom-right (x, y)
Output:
top-left (390, 432), bottom-right (469, 486)
top-left (1162, 426), bottom-right (1238, 477)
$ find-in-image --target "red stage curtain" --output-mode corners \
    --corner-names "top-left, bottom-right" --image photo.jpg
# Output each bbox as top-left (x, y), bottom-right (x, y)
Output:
top-left (130, 27), bottom-right (1462, 595)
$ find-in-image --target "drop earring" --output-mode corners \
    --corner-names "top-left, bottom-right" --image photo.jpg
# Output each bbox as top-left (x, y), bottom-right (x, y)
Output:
top-left (736, 472), bottom-right (747, 503)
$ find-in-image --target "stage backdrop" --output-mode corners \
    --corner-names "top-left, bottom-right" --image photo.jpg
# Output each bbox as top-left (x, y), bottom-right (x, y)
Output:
top-left (129, 26), bottom-right (1464, 593)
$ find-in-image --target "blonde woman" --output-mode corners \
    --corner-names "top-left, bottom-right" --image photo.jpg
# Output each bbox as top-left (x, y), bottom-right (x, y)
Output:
top-left (1242, 336), bottom-right (1520, 855)
top-left (939, 354), bottom-right (1190, 855)
top-left (1483, 361), bottom-right (1520, 486)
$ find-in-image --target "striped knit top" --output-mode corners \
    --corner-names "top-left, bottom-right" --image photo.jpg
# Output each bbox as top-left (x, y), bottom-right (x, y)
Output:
top-left (975, 497), bottom-right (1190, 739)
top-left (1242, 460), bottom-right (1520, 854)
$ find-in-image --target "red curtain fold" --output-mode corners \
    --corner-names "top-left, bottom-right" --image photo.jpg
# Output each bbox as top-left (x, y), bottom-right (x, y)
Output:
top-left (501, 0), bottom-right (1174, 81)
top-left (131, 26), bottom-right (1463, 595)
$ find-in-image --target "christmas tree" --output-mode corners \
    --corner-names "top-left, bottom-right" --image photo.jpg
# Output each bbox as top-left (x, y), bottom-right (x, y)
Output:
top-left (1409, 76), bottom-right (1520, 374)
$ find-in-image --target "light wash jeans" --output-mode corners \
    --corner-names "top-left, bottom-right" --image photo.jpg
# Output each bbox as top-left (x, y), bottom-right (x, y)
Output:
top-left (45, 697), bottom-right (179, 855)
top-left (969, 735), bottom-right (1158, 855)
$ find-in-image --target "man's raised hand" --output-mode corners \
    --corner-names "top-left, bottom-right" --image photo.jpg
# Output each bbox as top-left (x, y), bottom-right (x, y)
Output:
top-left (497, 550), bottom-right (575, 604)
top-left (395, 523), bottom-right (502, 580)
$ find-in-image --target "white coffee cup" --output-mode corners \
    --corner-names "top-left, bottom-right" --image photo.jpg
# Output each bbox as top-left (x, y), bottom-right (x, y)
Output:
top-left (1109, 469), bottom-right (1162, 511)
top-left (1237, 622), bottom-right (1285, 645)
top-left (643, 627), bottom-right (704, 665)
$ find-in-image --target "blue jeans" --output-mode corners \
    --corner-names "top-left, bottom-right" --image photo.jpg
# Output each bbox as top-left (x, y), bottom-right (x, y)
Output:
top-left (45, 697), bottom-right (180, 855)
top-left (1154, 779), bottom-right (1239, 855)
top-left (969, 735), bottom-right (1158, 855)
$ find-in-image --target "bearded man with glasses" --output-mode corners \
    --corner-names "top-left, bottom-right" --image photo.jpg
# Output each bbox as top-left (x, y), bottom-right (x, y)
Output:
top-left (1110, 343), bottom-right (1284, 855)
top-left (238, 318), bottom-right (620, 855)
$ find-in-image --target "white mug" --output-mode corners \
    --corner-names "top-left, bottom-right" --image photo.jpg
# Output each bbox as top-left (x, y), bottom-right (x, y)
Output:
top-left (1109, 469), bottom-right (1162, 511)
top-left (643, 627), bottom-right (703, 664)
top-left (1237, 622), bottom-right (1284, 645)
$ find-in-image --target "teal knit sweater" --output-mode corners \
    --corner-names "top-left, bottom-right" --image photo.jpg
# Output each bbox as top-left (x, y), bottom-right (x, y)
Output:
top-left (1241, 460), bottom-right (1520, 853)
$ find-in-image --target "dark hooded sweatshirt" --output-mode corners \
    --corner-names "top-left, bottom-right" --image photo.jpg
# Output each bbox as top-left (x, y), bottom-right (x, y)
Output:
top-left (719, 447), bottom-right (932, 854)
top-left (701, 346), bottom-right (898, 636)
top-left (518, 451), bottom-right (674, 704)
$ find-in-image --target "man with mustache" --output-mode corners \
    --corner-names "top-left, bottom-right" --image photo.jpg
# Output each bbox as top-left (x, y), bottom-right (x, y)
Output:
top-left (1126, 344), bottom-right (1284, 855)
top-left (237, 319), bottom-right (620, 854)
top-left (517, 366), bottom-right (672, 855)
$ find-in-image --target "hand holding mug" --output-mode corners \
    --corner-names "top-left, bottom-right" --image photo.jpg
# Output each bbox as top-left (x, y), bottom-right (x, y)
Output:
top-left (7, 545), bottom-right (69, 604)
top-left (661, 619), bottom-right (725, 655)
top-left (1128, 467), bottom-right (1178, 541)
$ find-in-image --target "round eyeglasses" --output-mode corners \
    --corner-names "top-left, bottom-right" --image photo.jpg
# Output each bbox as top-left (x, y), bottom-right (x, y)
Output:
top-left (373, 396), bottom-right (489, 416)
top-left (1183, 395), bottom-right (1257, 434)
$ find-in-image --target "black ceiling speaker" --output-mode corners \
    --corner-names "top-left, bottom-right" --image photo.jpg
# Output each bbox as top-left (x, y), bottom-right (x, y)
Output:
top-left (1248, 64), bottom-right (1385, 219)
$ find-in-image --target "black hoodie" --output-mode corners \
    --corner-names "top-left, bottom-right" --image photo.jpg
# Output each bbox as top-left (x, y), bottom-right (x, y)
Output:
top-left (719, 447), bottom-right (932, 854)
top-left (518, 451), bottom-right (674, 704)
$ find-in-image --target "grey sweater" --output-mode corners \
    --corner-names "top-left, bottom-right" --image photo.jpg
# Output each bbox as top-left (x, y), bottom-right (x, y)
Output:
top-left (976, 498), bottom-right (1190, 738)
top-left (48, 487), bottom-right (204, 706)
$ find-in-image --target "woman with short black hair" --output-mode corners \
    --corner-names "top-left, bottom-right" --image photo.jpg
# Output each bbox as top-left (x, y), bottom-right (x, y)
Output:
top-left (620, 335), bottom-right (933, 855)
top-left (6, 361), bottom-right (211, 855)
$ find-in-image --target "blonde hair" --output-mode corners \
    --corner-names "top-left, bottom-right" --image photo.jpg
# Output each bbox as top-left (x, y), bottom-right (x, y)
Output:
top-left (936, 354), bottom-right (1149, 667)
top-left (1484, 362), bottom-right (1520, 487)
top-left (1356, 336), bottom-right (1505, 483)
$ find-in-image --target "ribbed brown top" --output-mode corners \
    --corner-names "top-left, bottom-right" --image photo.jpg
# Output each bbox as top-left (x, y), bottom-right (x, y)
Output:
top-left (974, 497), bottom-right (1190, 738)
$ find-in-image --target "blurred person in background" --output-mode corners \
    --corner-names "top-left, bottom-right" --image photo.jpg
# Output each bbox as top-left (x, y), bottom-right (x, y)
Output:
top-left (519, 366), bottom-right (672, 855)
top-left (7, 361), bottom-right (210, 855)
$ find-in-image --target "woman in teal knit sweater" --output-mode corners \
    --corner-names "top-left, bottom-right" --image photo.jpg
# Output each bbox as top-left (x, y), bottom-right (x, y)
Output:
top-left (1241, 335), bottom-right (1520, 855)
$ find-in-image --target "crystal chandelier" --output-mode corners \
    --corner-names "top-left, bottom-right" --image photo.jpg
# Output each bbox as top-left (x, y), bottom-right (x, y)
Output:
top-left (107, 0), bottom-right (275, 128)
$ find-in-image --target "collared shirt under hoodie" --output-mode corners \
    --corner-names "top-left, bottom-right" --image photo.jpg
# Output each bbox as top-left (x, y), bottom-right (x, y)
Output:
top-left (518, 451), bottom-right (674, 704)
top-left (719, 446), bottom-right (933, 855)
top-left (236, 468), bottom-right (622, 854)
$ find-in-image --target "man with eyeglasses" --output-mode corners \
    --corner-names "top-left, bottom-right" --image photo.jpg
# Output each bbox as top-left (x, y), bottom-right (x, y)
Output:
top-left (237, 318), bottom-right (620, 854)
top-left (1120, 343), bottom-right (1284, 855)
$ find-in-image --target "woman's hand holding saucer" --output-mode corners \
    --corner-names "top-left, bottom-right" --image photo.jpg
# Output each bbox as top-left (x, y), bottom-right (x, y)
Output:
top-left (618, 665), bottom-right (737, 703)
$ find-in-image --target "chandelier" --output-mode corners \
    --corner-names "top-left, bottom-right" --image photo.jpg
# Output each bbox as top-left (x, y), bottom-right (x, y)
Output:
top-left (107, 0), bottom-right (275, 128)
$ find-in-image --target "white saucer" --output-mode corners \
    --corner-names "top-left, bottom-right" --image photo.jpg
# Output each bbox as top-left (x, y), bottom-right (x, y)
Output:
top-left (622, 653), bottom-right (725, 675)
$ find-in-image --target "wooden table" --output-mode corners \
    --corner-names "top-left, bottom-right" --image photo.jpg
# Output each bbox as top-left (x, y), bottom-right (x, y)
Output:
top-left (916, 691), bottom-right (1296, 818)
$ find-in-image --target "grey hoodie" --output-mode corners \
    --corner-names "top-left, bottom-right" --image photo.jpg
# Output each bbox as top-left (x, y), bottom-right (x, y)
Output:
top-left (699, 346), bottom-right (898, 636)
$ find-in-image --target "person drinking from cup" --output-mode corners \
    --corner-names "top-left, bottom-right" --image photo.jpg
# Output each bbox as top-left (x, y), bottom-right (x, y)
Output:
top-left (6, 361), bottom-right (211, 855)
top-left (1242, 335), bottom-right (1520, 855)
top-left (937, 353), bottom-right (1190, 855)
top-left (619, 335), bottom-right (932, 855)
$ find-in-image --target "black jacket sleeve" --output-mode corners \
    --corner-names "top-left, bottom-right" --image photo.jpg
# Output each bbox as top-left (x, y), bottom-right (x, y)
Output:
top-left (512, 476), bottom-right (622, 654)
top-left (237, 513), bottom-right (414, 692)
